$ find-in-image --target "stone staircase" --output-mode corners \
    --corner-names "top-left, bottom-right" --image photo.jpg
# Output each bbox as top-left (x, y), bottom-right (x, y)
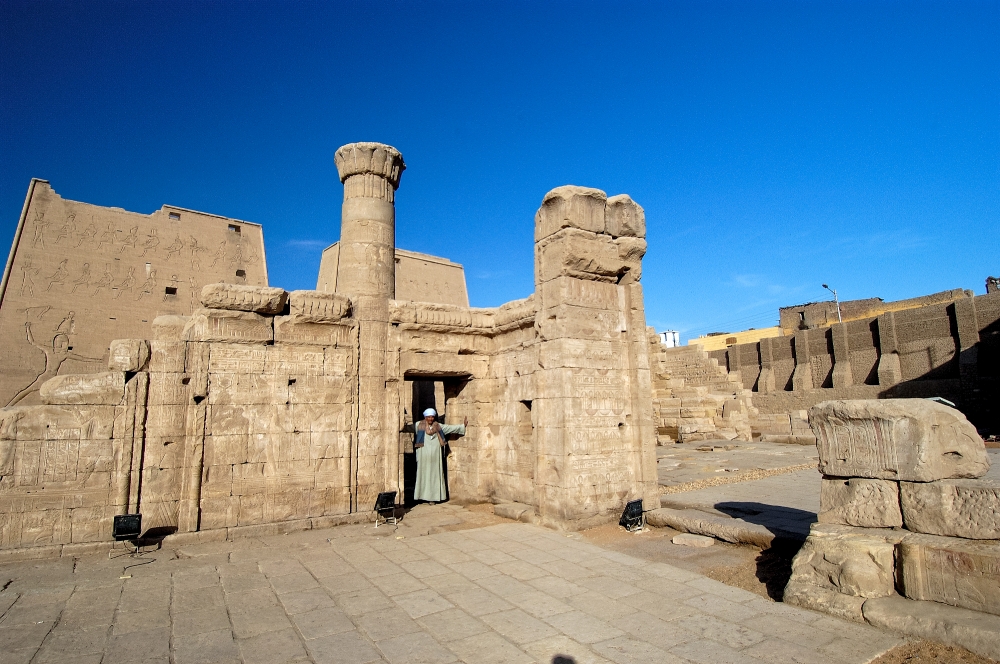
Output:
top-left (647, 331), bottom-right (756, 443)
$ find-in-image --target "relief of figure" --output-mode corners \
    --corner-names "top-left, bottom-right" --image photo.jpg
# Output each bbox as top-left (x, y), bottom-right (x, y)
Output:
top-left (139, 228), bottom-right (159, 257)
top-left (45, 259), bottom-right (69, 292)
top-left (75, 220), bottom-right (98, 247)
top-left (97, 222), bottom-right (117, 250)
top-left (6, 321), bottom-right (104, 407)
top-left (31, 210), bottom-right (49, 248)
top-left (91, 264), bottom-right (114, 296)
top-left (210, 239), bottom-right (228, 267)
top-left (189, 235), bottom-right (207, 270)
top-left (228, 242), bottom-right (244, 267)
top-left (135, 269), bottom-right (157, 301)
top-left (56, 311), bottom-right (75, 335)
top-left (54, 214), bottom-right (76, 245)
top-left (163, 274), bottom-right (179, 301)
top-left (18, 258), bottom-right (39, 296)
top-left (70, 263), bottom-right (91, 293)
top-left (189, 276), bottom-right (198, 309)
top-left (165, 234), bottom-right (184, 260)
top-left (113, 266), bottom-right (136, 298)
top-left (245, 240), bottom-right (259, 265)
top-left (118, 225), bottom-right (139, 254)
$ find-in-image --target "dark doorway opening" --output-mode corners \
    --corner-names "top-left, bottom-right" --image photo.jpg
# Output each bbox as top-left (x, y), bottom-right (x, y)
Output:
top-left (401, 376), bottom-right (469, 506)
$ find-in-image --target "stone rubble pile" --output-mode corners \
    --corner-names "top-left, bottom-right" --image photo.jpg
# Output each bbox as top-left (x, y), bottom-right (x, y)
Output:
top-left (784, 398), bottom-right (1000, 658)
top-left (647, 339), bottom-right (754, 443)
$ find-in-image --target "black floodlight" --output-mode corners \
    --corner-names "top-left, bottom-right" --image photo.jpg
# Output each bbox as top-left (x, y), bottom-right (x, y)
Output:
top-left (373, 491), bottom-right (398, 528)
top-left (619, 499), bottom-right (644, 532)
top-left (113, 514), bottom-right (142, 541)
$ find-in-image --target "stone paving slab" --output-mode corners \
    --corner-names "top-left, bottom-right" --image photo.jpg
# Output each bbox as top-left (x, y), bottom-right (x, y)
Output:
top-left (0, 517), bottom-right (905, 664)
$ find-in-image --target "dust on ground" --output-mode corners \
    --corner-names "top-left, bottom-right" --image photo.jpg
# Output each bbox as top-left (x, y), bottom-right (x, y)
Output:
top-left (870, 640), bottom-right (997, 664)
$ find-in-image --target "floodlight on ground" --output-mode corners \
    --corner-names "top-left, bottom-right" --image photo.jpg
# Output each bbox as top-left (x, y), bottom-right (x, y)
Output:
top-left (373, 491), bottom-right (398, 527)
top-left (619, 499), bottom-right (644, 532)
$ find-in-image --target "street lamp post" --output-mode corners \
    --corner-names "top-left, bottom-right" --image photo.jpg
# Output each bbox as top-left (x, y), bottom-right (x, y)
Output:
top-left (822, 284), bottom-right (842, 323)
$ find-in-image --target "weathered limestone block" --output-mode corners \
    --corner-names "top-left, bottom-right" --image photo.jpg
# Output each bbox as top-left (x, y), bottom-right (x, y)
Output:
top-left (537, 228), bottom-right (623, 283)
top-left (818, 478), bottom-right (902, 528)
top-left (39, 372), bottom-right (126, 406)
top-left (783, 580), bottom-right (867, 623)
top-left (613, 236), bottom-right (646, 284)
top-left (183, 309), bottom-right (273, 344)
top-left (605, 194), bottom-right (645, 238)
top-left (288, 290), bottom-right (351, 322)
top-left (535, 185), bottom-right (607, 241)
top-left (863, 595), bottom-right (1000, 661)
top-left (786, 523), bottom-right (905, 599)
top-left (152, 315), bottom-right (189, 341)
top-left (899, 533), bottom-right (1000, 615)
top-left (273, 316), bottom-right (354, 347)
top-left (811, 399), bottom-right (989, 481)
top-left (149, 340), bottom-right (186, 373)
top-left (201, 283), bottom-right (288, 314)
top-left (900, 479), bottom-right (1000, 539)
top-left (108, 339), bottom-right (150, 372)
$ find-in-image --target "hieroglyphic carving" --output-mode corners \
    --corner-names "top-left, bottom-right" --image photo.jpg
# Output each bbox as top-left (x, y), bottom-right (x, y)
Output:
top-left (75, 220), bottom-right (97, 247)
top-left (165, 234), bottom-right (184, 260)
top-left (139, 228), bottom-right (159, 257)
top-left (97, 222), bottom-right (116, 250)
top-left (112, 266), bottom-right (136, 299)
top-left (92, 264), bottom-right (114, 296)
top-left (70, 263), bottom-right (91, 293)
top-left (135, 269), bottom-right (157, 301)
top-left (118, 225), bottom-right (139, 254)
top-left (31, 209), bottom-right (48, 248)
top-left (44, 259), bottom-right (68, 292)
top-left (18, 258), bottom-right (39, 296)
top-left (54, 214), bottom-right (76, 245)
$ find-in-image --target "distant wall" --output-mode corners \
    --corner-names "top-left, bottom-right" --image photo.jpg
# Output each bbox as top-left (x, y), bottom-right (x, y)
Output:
top-left (710, 291), bottom-right (1000, 434)
top-left (778, 289), bottom-right (971, 332)
top-left (317, 243), bottom-right (468, 307)
top-left (0, 180), bottom-right (268, 407)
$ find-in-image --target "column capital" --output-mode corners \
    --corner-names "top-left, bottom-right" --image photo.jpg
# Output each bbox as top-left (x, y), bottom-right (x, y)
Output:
top-left (335, 142), bottom-right (405, 189)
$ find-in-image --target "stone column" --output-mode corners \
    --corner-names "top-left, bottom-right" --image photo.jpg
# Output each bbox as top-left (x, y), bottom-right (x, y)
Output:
top-left (952, 296), bottom-right (980, 413)
top-left (333, 142), bottom-right (405, 511)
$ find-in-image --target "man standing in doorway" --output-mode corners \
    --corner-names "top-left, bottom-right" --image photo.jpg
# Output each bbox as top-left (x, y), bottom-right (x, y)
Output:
top-left (414, 408), bottom-right (467, 503)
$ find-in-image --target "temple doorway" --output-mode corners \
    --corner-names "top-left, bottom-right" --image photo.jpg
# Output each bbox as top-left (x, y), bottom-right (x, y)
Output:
top-left (401, 376), bottom-right (470, 506)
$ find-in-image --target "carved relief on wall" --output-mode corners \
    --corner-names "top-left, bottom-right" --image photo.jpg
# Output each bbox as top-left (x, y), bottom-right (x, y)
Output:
top-left (54, 214), bottom-right (76, 245)
top-left (165, 235), bottom-right (184, 260)
top-left (140, 229), bottom-right (159, 257)
top-left (118, 225), bottom-right (139, 254)
top-left (44, 259), bottom-right (69, 292)
top-left (31, 210), bottom-right (48, 248)
top-left (6, 315), bottom-right (102, 407)
top-left (75, 219), bottom-right (97, 247)
top-left (18, 258), bottom-right (39, 297)
top-left (112, 266), bottom-right (136, 299)
top-left (70, 263), bottom-right (91, 293)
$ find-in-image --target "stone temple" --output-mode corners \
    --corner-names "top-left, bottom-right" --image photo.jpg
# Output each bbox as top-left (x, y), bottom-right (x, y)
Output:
top-left (0, 142), bottom-right (659, 550)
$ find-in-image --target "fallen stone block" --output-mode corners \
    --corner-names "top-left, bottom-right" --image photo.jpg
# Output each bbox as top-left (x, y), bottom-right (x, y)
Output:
top-left (645, 507), bottom-right (778, 547)
top-left (494, 502), bottom-right (533, 521)
top-left (201, 283), bottom-right (288, 314)
top-left (39, 371), bottom-right (126, 405)
top-left (818, 477), bottom-right (902, 528)
top-left (786, 523), bottom-right (906, 600)
top-left (899, 533), bottom-right (1000, 616)
top-left (108, 339), bottom-right (150, 372)
top-left (810, 399), bottom-right (989, 481)
top-left (783, 579), bottom-right (866, 623)
top-left (672, 533), bottom-right (714, 547)
top-left (900, 479), bottom-right (1000, 539)
top-left (863, 595), bottom-right (1000, 661)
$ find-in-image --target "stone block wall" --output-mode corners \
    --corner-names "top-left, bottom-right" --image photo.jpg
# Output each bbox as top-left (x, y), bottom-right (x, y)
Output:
top-left (0, 156), bottom-right (660, 552)
top-left (708, 291), bottom-right (1000, 435)
top-left (785, 399), bottom-right (1000, 640)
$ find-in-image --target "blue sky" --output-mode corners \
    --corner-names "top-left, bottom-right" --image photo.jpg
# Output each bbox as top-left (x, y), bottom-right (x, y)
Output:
top-left (2, 1), bottom-right (997, 340)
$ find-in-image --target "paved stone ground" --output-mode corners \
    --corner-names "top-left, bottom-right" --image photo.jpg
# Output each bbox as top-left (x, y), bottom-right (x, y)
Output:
top-left (0, 511), bottom-right (903, 664)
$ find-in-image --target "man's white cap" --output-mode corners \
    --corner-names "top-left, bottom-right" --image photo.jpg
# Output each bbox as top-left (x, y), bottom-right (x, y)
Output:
top-left (423, 408), bottom-right (437, 417)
